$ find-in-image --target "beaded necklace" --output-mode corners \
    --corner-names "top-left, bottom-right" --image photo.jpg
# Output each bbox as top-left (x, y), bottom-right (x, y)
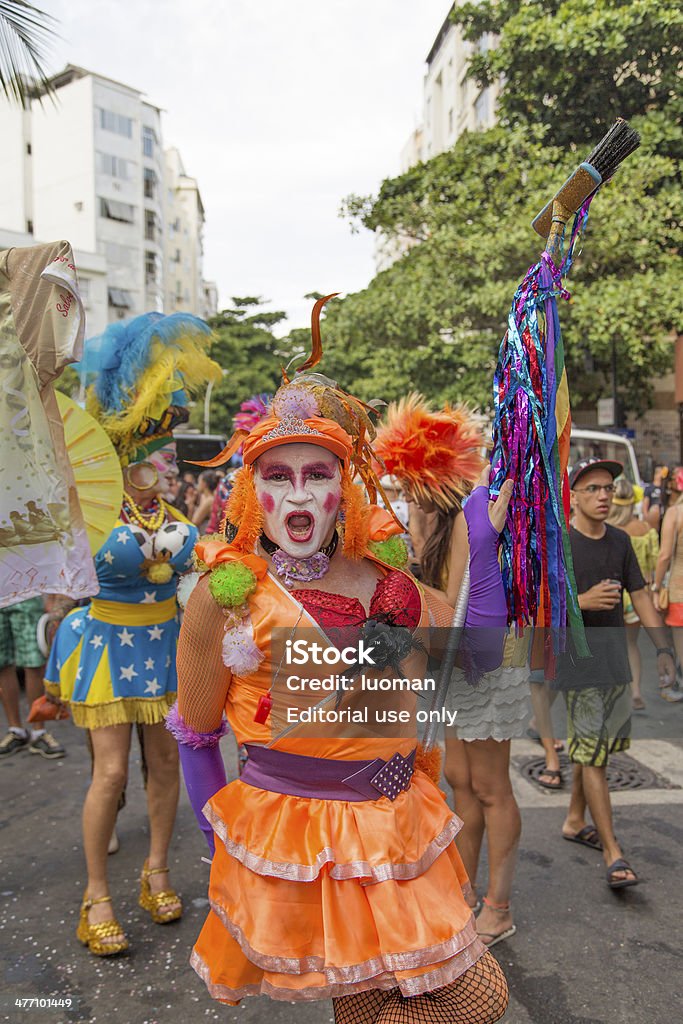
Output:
top-left (260, 531), bottom-right (339, 588)
top-left (122, 492), bottom-right (165, 533)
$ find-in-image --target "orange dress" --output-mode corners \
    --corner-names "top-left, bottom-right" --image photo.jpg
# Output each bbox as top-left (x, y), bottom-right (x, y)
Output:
top-left (178, 562), bottom-right (485, 1004)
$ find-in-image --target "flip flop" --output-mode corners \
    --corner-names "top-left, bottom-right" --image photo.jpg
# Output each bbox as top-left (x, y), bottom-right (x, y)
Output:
top-left (537, 768), bottom-right (563, 790)
top-left (562, 825), bottom-right (603, 851)
top-left (606, 858), bottom-right (639, 889)
top-left (478, 925), bottom-right (517, 949)
top-left (632, 696), bottom-right (646, 711)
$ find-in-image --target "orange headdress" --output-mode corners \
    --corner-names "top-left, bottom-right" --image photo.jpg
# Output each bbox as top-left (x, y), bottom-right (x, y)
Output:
top-left (195, 295), bottom-right (401, 556)
top-left (374, 393), bottom-right (487, 512)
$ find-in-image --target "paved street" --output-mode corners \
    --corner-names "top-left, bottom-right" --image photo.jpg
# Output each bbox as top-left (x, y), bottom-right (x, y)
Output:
top-left (1, 639), bottom-right (682, 1024)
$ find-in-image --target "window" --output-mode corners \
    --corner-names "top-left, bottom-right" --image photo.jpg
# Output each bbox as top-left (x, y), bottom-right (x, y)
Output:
top-left (97, 152), bottom-right (132, 179)
top-left (78, 277), bottom-right (91, 302)
top-left (108, 287), bottom-right (133, 309)
top-left (26, 219), bottom-right (33, 234)
top-left (99, 108), bottom-right (133, 137)
top-left (143, 167), bottom-right (157, 200)
top-left (448, 108), bottom-right (453, 133)
top-left (145, 250), bottom-right (158, 284)
top-left (104, 241), bottom-right (137, 267)
top-left (145, 209), bottom-right (160, 242)
top-left (474, 88), bottom-right (490, 127)
top-left (26, 142), bottom-right (32, 155)
top-left (99, 197), bottom-right (135, 223)
top-left (142, 125), bottom-right (156, 158)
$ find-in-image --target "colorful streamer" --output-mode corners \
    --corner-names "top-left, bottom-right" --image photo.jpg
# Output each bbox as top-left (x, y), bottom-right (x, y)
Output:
top-left (490, 200), bottom-right (593, 658)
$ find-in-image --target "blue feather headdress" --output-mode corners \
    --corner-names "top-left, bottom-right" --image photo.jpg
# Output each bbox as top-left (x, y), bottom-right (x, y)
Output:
top-left (77, 312), bottom-right (222, 463)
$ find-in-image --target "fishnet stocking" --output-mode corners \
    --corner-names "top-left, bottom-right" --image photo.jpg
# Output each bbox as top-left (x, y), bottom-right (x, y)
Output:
top-left (333, 952), bottom-right (508, 1024)
top-left (176, 575), bottom-right (232, 733)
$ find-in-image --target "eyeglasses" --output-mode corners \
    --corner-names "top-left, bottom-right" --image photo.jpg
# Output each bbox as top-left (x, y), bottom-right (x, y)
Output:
top-left (573, 484), bottom-right (616, 495)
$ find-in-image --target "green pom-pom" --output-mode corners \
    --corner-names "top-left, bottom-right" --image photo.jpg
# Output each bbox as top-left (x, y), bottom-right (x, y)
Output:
top-left (368, 536), bottom-right (409, 570)
top-left (208, 562), bottom-right (257, 607)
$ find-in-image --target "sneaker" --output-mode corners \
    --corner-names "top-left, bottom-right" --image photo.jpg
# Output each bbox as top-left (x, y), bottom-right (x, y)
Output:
top-left (0, 730), bottom-right (28, 758)
top-left (660, 686), bottom-right (683, 703)
top-left (28, 731), bottom-right (66, 759)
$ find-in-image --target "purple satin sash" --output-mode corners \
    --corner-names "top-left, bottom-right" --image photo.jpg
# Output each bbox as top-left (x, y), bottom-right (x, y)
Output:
top-left (240, 744), bottom-right (416, 802)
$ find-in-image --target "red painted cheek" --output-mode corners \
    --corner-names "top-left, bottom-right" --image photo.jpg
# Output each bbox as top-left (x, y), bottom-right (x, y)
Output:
top-left (259, 493), bottom-right (275, 513)
top-left (323, 490), bottom-right (341, 513)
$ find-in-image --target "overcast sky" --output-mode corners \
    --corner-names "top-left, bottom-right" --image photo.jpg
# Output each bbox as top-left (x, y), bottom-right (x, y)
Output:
top-left (42, 0), bottom-right (450, 331)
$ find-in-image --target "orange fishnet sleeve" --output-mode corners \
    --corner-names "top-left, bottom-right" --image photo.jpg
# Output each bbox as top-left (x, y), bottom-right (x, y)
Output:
top-left (423, 586), bottom-right (455, 629)
top-left (177, 575), bottom-right (232, 733)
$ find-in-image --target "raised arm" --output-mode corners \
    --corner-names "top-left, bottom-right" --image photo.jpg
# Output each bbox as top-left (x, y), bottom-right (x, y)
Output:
top-left (654, 505), bottom-right (678, 593)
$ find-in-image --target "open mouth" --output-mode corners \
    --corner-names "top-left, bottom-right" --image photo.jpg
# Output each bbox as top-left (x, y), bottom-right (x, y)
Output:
top-left (286, 511), bottom-right (314, 543)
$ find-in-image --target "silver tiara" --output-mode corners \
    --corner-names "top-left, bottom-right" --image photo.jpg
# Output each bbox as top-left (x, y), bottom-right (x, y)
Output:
top-left (261, 415), bottom-right (322, 442)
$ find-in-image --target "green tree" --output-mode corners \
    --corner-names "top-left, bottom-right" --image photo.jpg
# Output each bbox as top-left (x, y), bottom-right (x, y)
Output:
top-left (452, 0), bottom-right (682, 147)
top-left (324, 0), bottom-right (681, 420)
top-left (198, 298), bottom-right (289, 435)
top-left (0, 1), bottom-right (56, 104)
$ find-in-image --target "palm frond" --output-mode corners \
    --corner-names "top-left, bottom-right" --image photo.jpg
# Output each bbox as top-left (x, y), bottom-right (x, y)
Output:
top-left (0, 1), bottom-right (57, 105)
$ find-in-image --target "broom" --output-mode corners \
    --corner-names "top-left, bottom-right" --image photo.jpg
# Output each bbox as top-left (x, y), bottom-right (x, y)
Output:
top-left (491, 117), bottom-right (640, 659)
top-left (422, 120), bottom-right (642, 765)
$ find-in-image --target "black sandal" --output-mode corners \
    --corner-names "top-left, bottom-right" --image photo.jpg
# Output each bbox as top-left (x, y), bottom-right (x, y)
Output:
top-left (563, 825), bottom-right (603, 851)
top-left (537, 767), bottom-right (563, 790)
top-left (606, 858), bottom-right (639, 889)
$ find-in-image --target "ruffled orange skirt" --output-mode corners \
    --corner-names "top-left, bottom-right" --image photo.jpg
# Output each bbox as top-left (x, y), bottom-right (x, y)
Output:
top-left (192, 770), bottom-right (486, 1003)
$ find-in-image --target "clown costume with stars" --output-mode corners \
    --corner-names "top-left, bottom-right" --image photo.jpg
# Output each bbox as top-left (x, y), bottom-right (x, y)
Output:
top-left (168, 297), bottom-right (512, 1024)
top-left (45, 312), bottom-right (221, 957)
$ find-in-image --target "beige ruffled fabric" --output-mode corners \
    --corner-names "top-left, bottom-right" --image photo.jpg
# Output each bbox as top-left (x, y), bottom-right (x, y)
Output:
top-left (0, 241), bottom-right (97, 606)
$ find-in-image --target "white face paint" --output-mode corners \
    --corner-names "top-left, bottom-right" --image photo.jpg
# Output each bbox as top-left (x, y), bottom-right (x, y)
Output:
top-left (148, 442), bottom-right (179, 497)
top-left (254, 443), bottom-right (342, 558)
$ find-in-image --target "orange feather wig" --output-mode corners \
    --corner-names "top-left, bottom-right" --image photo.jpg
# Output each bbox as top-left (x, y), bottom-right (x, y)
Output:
top-left (374, 394), bottom-right (487, 512)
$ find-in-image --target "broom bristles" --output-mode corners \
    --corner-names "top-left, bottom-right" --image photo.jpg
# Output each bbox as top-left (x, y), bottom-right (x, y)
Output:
top-left (585, 117), bottom-right (640, 180)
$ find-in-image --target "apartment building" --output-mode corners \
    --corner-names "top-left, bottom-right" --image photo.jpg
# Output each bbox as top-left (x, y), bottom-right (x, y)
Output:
top-left (375, 5), bottom-right (497, 272)
top-left (418, 6), bottom-right (497, 166)
top-left (164, 148), bottom-right (217, 319)
top-left (0, 65), bottom-right (215, 331)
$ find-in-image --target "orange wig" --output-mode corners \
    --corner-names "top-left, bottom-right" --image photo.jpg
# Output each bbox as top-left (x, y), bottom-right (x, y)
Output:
top-left (374, 393), bottom-right (487, 512)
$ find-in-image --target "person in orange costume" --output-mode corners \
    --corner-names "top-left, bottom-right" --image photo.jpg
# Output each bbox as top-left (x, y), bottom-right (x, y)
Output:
top-left (168, 297), bottom-right (512, 1023)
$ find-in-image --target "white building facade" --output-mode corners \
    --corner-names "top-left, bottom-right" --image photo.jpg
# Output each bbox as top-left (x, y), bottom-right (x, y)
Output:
top-left (0, 65), bottom-right (216, 333)
top-left (163, 148), bottom-right (216, 319)
top-left (375, 4), bottom-right (498, 272)
top-left (418, 7), bottom-right (497, 166)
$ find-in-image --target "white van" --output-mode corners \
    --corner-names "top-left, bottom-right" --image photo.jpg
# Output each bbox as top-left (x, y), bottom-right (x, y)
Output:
top-left (569, 428), bottom-right (642, 486)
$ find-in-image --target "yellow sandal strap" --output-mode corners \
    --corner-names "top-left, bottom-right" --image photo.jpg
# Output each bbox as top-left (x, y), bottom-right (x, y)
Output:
top-left (143, 866), bottom-right (170, 877)
top-left (84, 895), bottom-right (113, 907)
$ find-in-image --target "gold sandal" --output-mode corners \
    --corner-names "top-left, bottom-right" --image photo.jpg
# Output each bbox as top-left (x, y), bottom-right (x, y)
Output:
top-left (139, 861), bottom-right (182, 924)
top-left (76, 895), bottom-right (129, 956)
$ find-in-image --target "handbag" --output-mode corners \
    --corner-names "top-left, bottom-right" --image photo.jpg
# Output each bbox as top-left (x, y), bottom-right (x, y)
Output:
top-left (659, 507), bottom-right (680, 610)
top-left (27, 694), bottom-right (70, 723)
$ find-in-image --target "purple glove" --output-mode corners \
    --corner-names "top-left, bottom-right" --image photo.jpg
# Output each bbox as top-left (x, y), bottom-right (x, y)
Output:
top-left (463, 485), bottom-right (508, 675)
top-left (166, 703), bottom-right (228, 856)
